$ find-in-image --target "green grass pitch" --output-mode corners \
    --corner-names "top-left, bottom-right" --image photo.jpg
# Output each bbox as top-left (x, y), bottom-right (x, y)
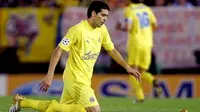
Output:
top-left (0, 96), bottom-right (199, 112)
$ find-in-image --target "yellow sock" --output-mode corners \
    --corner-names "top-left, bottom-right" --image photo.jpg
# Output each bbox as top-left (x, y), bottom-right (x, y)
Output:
top-left (129, 75), bottom-right (144, 100)
top-left (49, 100), bottom-right (86, 112)
top-left (142, 72), bottom-right (155, 84)
top-left (20, 99), bottom-right (51, 112)
top-left (45, 102), bottom-right (55, 112)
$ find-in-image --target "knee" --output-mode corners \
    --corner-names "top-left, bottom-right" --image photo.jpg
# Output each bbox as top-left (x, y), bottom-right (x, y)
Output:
top-left (138, 67), bottom-right (146, 73)
top-left (86, 106), bottom-right (101, 112)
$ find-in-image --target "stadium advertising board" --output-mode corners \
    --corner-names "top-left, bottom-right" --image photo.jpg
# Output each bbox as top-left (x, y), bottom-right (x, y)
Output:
top-left (0, 75), bottom-right (7, 96)
top-left (6, 74), bottom-right (200, 98)
top-left (61, 7), bottom-right (200, 69)
top-left (0, 8), bottom-right (59, 62)
top-left (7, 74), bottom-right (62, 96)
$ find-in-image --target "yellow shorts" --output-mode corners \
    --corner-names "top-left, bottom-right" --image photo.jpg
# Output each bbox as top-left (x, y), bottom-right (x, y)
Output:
top-left (127, 46), bottom-right (152, 70)
top-left (60, 81), bottom-right (99, 108)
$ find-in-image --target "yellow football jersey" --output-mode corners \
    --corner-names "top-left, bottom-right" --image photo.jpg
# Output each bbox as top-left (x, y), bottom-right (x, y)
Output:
top-left (124, 3), bottom-right (157, 48)
top-left (59, 20), bottom-right (114, 86)
top-left (56, 0), bottom-right (79, 7)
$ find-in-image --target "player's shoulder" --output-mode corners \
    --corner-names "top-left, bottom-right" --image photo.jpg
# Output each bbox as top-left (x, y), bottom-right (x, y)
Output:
top-left (125, 4), bottom-right (134, 11)
top-left (129, 3), bottom-right (147, 11)
top-left (141, 3), bottom-right (152, 11)
top-left (124, 6), bottom-right (132, 13)
top-left (125, 5), bottom-right (131, 10)
top-left (100, 24), bottom-right (108, 31)
top-left (68, 22), bottom-right (83, 32)
top-left (141, 3), bottom-right (148, 7)
top-left (101, 24), bottom-right (107, 28)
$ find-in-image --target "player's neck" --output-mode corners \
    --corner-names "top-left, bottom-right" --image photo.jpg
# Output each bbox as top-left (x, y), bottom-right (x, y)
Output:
top-left (87, 19), bottom-right (96, 29)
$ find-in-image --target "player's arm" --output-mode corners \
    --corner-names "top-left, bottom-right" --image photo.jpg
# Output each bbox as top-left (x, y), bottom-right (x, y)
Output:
top-left (47, 46), bottom-right (63, 76)
top-left (116, 20), bottom-right (131, 32)
top-left (151, 17), bottom-right (157, 32)
top-left (39, 26), bottom-right (78, 92)
top-left (102, 25), bottom-right (140, 81)
top-left (152, 23), bottom-right (157, 32)
top-left (39, 46), bottom-right (63, 92)
top-left (116, 7), bottom-right (132, 32)
top-left (107, 48), bottom-right (140, 81)
top-left (107, 48), bottom-right (128, 69)
top-left (149, 8), bottom-right (157, 32)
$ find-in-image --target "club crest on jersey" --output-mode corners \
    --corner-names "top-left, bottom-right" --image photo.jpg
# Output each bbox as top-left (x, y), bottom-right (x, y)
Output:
top-left (61, 38), bottom-right (69, 46)
top-left (89, 97), bottom-right (95, 103)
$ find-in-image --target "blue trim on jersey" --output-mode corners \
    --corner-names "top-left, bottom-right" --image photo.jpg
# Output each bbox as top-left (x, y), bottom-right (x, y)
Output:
top-left (124, 18), bottom-right (132, 24)
top-left (125, 18), bottom-right (129, 22)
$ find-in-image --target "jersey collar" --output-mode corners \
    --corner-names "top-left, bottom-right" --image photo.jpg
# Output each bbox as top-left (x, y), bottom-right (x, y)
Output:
top-left (84, 20), bottom-right (95, 31)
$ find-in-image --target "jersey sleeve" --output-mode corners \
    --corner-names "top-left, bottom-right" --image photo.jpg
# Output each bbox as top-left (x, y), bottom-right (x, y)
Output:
top-left (149, 8), bottom-right (157, 27)
top-left (124, 7), bottom-right (133, 25)
top-left (59, 26), bottom-right (78, 51)
top-left (102, 25), bottom-right (114, 51)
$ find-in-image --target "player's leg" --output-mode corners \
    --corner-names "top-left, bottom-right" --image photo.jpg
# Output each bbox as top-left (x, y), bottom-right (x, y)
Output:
top-left (140, 47), bottom-right (162, 97)
top-left (139, 67), bottom-right (162, 97)
top-left (77, 84), bottom-right (100, 112)
top-left (129, 67), bottom-right (144, 103)
top-left (85, 106), bottom-right (100, 112)
top-left (45, 82), bottom-right (86, 112)
top-left (45, 100), bottom-right (86, 112)
top-left (9, 94), bottom-right (51, 112)
top-left (128, 47), bottom-right (144, 102)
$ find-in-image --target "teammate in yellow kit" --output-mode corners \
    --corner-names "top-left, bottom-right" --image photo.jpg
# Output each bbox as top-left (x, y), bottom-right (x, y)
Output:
top-left (116, 0), bottom-right (161, 102)
top-left (9, 1), bottom-right (141, 112)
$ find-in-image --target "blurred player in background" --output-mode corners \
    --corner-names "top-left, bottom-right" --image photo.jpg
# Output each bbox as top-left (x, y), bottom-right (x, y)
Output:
top-left (9, 1), bottom-right (141, 112)
top-left (116, 0), bottom-right (162, 103)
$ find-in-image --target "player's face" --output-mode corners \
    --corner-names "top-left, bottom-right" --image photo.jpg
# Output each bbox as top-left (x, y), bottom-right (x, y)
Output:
top-left (94, 9), bottom-right (109, 27)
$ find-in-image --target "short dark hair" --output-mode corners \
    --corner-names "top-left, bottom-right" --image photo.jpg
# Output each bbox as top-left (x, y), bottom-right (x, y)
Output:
top-left (130, 0), bottom-right (141, 3)
top-left (87, 1), bottom-right (110, 18)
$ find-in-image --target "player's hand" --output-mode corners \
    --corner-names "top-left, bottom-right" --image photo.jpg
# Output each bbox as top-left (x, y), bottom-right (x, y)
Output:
top-left (115, 21), bottom-right (122, 30)
top-left (126, 66), bottom-right (141, 82)
top-left (39, 75), bottom-right (53, 92)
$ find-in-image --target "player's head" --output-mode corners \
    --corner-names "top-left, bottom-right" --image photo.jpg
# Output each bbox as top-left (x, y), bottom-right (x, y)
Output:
top-left (130, 0), bottom-right (142, 3)
top-left (87, 1), bottom-right (110, 27)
